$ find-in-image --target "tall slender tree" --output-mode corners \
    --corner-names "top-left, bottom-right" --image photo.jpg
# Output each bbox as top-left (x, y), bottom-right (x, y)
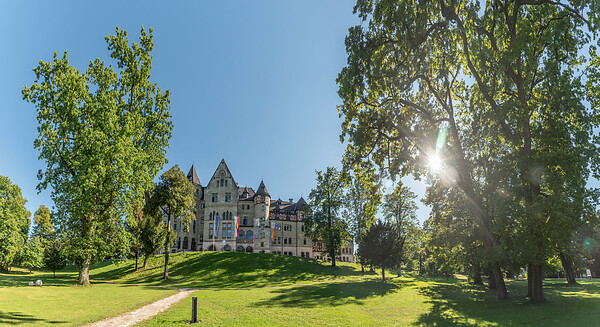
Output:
top-left (146, 165), bottom-right (195, 279)
top-left (23, 26), bottom-right (172, 285)
top-left (305, 167), bottom-right (349, 268)
top-left (342, 169), bottom-right (381, 271)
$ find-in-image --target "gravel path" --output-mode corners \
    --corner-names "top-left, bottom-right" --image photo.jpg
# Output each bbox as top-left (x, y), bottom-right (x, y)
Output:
top-left (84, 289), bottom-right (195, 327)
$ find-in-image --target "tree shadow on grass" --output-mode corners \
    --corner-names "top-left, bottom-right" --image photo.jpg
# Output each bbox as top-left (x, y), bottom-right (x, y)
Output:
top-left (253, 279), bottom-right (410, 308)
top-left (0, 273), bottom-right (77, 288)
top-left (92, 252), bottom-right (371, 288)
top-left (416, 278), bottom-right (600, 327)
top-left (0, 311), bottom-right (66, 325)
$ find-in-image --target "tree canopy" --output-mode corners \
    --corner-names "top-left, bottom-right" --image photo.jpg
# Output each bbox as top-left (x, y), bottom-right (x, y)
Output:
top-left (338, 0), bottom-right (600, 302)
top-left (23, 26), bottom-right (173, 285)
top-left (0, 175), bottom-right (31, 271)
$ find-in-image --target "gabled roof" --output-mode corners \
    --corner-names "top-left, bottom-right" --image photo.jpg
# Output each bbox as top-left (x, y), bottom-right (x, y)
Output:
top-left (187, 164), bottom-right (201, 186)
top-left (255, 180), bottom-right (270, 197)
top-left (210, 158), bottom-right (237, 187)
top-left (295, 197), bottom-right (308, 211)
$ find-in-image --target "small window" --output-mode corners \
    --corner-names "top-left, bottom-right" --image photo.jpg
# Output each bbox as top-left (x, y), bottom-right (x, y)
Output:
top-left (303, 238), bottom-right (306, 245)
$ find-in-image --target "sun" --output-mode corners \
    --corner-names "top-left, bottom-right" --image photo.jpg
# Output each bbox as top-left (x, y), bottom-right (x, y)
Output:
top-left (428, 154), bottom-right (443, 172)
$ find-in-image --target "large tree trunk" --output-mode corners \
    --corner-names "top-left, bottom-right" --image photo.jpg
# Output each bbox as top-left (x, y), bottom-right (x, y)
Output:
top-left (143, 255), bottom-right (148, 268)
top-left (135, 251), bottom-right (139, 271)
top-left (488, 269), bottom-right (496, 290)
top-left (528, 263), bottom-right (546, 302)
top-left (559, 251), bottom-right (578, 285)
top-left (78, 255), bottom-right (91, 286)
top-left (492, 264), bottom-right (508, 299)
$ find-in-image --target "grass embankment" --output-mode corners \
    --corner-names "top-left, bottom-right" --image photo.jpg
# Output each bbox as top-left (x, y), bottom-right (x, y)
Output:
top-left (91, 251), bottom-right (367, 288)
top-left (0, 268), bottom-right (177, 326)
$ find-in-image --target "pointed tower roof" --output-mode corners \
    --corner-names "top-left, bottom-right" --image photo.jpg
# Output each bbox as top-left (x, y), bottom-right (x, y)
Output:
top-left (255, 180), bottom-right (270, 197)
top-left (187, 164), bottom-right (201, 186)
top-left (295, 196), bottom-right (308, 211)
top-left (241, 186), bottom-right (250, 199)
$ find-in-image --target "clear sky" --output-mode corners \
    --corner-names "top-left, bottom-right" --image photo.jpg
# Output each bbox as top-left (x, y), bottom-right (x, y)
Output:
top-left (0, 1), bottom-right (430, 224)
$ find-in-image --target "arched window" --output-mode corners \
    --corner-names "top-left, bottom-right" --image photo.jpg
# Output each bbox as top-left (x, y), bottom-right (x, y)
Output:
top-left (208, 245), bottom-right (216, 251)
top-left (246, 246), bottom-right (253, 253)
top-left (246, 231), bottom-right (253, 240)
top-left (243, 217), bottom-right (248, 225)
top-left (223, 244), bottom-right (231, 251)
top-left (191, 238), bottom-right (196, 251)
top-left (183, 237), bottom-right (188, 250)
top-left (238, 230), bottom-right (245, 240)
top-left (236, 246), bottom-right (245, 252)
top-left (177, 238), bottom-right (181, 249)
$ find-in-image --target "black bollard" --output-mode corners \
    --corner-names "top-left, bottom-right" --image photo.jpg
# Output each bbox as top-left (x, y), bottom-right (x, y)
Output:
top-left (191, 297), bottom-right (198, 323)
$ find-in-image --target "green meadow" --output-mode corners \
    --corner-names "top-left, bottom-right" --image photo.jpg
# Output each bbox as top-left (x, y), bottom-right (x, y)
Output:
top-left (2, 252), bottom-right (600, 326)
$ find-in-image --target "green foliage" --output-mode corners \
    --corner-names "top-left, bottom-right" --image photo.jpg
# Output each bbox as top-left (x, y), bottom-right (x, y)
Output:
top-left (146, 164), bottom-right (195, 278)
top-left (44, 239), bottom-right (67, 277)
top-left (22, 26), bottom-right (173, 284)
top-left (19, 237), bottom-right (44, 272)
top-left (32, 205), bottom-right (53, 247)
top-left (338, 0), bottom-right (600, 300)
top-left (306, 167), bottom-right (349, 267)
top-left (359, 221), bottom-right (404, 281)
top-left (0, 175), bottom-right (31, 271)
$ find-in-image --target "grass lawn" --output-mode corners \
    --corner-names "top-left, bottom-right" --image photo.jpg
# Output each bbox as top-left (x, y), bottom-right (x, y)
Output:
top-left (0, 268), bottom-right (177, 326)
top-left (91, 251), bottom-right (367, 288)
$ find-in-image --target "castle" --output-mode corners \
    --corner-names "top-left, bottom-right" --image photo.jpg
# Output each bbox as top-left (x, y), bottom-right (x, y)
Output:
top-left (167, 159), bottom-right (354, 263)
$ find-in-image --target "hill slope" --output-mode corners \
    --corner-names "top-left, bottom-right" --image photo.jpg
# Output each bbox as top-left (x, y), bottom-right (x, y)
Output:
top-left (91, 252), bottom-right (368, 288)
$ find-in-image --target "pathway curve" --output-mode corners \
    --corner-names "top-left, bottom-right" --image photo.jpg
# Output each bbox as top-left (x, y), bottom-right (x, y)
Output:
top-left (84, 289), bottom-right (195, 327)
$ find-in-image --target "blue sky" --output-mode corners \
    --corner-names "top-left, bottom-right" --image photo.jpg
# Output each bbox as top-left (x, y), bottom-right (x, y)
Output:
top-left (0, 1), bottom-right (430, 224)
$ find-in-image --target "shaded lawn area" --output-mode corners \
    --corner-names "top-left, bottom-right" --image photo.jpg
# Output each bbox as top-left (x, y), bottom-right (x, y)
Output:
top-left (139, 277), bottom-right (430, 326)
top-left (139, 274), bottom-right (600, 326)
top-left (0, 269), bottom-right (177, 326)
top-left (417, 278), bottom-right (600, 326)
top-left (91, 251), bottom-right (369, 288)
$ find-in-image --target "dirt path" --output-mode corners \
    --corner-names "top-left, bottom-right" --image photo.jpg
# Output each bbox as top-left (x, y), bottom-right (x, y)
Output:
top-left (84, 289), bottom-right (195, 327)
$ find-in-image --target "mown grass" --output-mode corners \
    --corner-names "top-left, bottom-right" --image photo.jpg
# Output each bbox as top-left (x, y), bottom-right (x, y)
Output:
top-left (91, 251), bottom-right (368, 288)
top-left (0, 268), bottom-right (177, 326)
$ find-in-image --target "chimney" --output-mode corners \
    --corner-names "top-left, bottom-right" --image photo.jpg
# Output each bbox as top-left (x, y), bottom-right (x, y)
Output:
top-left (289, 198), bottom-right (293, 203)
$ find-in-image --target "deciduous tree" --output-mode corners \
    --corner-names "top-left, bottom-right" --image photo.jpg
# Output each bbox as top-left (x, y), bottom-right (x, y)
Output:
top-left (146, 165), bottom-right (195, 279)
top-left (0, 176), bottom-right (30, 271)
top-left (306, 167), bottom-right (349, 268)
top-left (23, 26), bottom-right (172, 285)
top-left (359, 220), bottom-right (403, 282)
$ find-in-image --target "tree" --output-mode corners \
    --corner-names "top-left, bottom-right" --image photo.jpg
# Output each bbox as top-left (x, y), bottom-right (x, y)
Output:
top-left (0, 175), bottom-right (31, 271)
top-left (23, 26), bottom-right (173, 285)
top-left (337, 0), bottom-right (600, 301)
top-left (359, 221), bottom-right (403, 282)
top-left (342, 170), bottom-right (381, 272)
top-left (146, 165), bottom-right (195, 279)
top-left (140, 204), bottom-right (167, 268)
top-left (382, 183), bottom-right (418, 276)
top-left (19, 237), bottom-right (44, 273)
top-left (32, 205), bottom-right (53, 248)
top-left (305, 167), bottom-right (349, 268)
top-left (44, 239), bottom-right (67, 278)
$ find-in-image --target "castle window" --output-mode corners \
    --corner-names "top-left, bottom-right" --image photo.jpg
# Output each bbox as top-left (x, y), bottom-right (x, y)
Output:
top-left (284, 238), bottom-right (287, 245)
top-left (225, 180), bottom-right (228, 187)
top-left (261, 242), bottom-right (264, 247)
top-left (238, 230), bottom-right (245, 240)
top-left (303, 238), bottom-right (306, 245)
top-left (201, 203), bottom-right (205, 209)
top-left (209, 223), bottom-right (214, 239)
top-left (183, 237), bottom-right (188, 250)
top-left (225, 193), bottom-right (231, 202)
top-left (212, 193), bottom-right (218, 202)
top-left (243, 217), bottom-right (248, 225)
top-left (193, 221), bottom-right (196, 233)
top-left (177, 237), bottom-right (181, 249)
top-left (246, 231), bottom-right (253, 240)
top-left (302, 225), bottom-right (305, 232)
top-left (201, 217), bottom-right (204, 224)
top-left (220, 179), bottom-right (224, 187)
top-left (289, 237), bottom-right (292, 244)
